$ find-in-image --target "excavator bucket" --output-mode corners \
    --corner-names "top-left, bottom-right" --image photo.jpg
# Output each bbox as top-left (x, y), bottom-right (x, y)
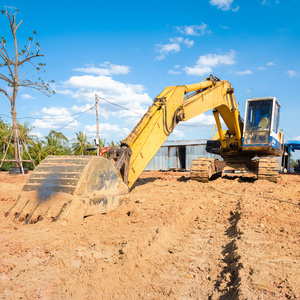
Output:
top-left (5, 156), bottom-right (129, 224)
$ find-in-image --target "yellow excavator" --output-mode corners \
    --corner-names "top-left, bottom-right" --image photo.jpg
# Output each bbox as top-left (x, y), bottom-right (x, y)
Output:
top-left (6, 75), bottom-right (284, 223)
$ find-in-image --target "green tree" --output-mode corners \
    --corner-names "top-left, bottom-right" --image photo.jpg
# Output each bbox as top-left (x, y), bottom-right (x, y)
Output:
top-left (18, 121), bottom-right (36, 157)
top-left (99, 138), bottom-right (106, 149)
top-left (0, 118), bottom-right (13, 155)
top-left (28, 140), bottom-right (47, 165)
top-left (108, 140), bottom-right (119, 148)
top-left (0, 8), bottom-right (54, 167)
top-left (44, 130), bottom-right (69, 155)
top-left (71, 131), bottom-right (92, 155)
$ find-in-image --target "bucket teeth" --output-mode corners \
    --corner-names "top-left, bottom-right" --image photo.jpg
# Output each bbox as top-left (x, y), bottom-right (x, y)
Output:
top-left (5, 155), bottom-right (130, 224)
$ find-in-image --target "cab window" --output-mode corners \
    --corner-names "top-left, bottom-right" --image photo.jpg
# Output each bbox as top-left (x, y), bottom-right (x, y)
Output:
top-left (246, 100), bottom-right (273, 132)
top-left (273, 102), bottom-right (280, 133)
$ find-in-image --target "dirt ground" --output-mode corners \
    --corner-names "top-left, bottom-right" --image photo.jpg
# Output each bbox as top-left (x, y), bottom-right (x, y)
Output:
top-left (0, 171), bottom-right (299, 300)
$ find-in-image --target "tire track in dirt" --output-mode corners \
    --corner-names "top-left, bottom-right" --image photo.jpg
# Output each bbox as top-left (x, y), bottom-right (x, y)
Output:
top-left (209, 177), bottom-right (300, 300)
top-left (212, 198), bottom-right (244, 299)
top-left (130, 178), bottom-right (249, 299)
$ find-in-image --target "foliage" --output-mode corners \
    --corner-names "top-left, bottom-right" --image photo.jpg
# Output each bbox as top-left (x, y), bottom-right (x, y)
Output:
top-left (0, 122), bottom-right (118, 170)
top-left (108, 140), bottom-right (119, 148)
top-left (71, 131), bottom-right (92, 155)
top-left (28, 140), bottom-right (47, 165)
top-left (44, 130), bottom-right (69, 156)
top-left (0, 118), bottom-right (13, 155)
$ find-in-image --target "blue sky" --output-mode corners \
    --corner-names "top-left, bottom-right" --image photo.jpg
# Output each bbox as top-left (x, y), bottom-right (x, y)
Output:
top-left (1, 0), bottom-right (300, 158)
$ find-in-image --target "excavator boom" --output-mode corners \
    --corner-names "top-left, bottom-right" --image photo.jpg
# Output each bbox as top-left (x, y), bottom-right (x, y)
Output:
top-left (110, 76), bottom-right (242, 188)
top-left (6, 75), bottom-right (282, 223)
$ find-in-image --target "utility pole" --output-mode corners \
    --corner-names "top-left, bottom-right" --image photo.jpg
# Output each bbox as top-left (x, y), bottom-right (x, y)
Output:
top-left (95, 94), bottom-right (100, 156)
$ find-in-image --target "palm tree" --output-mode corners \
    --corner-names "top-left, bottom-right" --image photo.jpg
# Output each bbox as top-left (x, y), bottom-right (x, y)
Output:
top-left (108, 140), bottom-right (119, 148)
top-left (44, 130), bottom-right (69, 156)
top-left (99, 138), bottom-right (106, 150)
top-left (18, 122), bottom-right (36, 157)
top-left (71, 131), bottom-right (92, 155)
top-left (28, 140), bottom-right (47, 165)
top-left (0, 121), bottom-right (13, 156)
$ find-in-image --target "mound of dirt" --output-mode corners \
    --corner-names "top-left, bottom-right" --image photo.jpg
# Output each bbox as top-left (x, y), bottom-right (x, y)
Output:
top-left (0, 171), bottom-right (299, 299)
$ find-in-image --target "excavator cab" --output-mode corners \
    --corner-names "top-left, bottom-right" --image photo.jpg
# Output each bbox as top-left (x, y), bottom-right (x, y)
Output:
top-left (243, 97), bottom-right (282, 155)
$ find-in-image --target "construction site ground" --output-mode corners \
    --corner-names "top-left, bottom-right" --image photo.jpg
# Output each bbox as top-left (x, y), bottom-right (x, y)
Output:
top-left (0, 171), bottom-right (299, 299)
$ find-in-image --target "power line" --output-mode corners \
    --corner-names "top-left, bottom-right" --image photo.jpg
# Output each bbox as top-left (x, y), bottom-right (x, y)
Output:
top-left (0, 111), bottom-right (89, 121)
top-left (97, 96), bottom-right (216, 128)
top-left (51, 105), bottom-right (96, 132)
top-left (28, 105), bottom-right (96, 140)
top-left (283, 129), bottom-right (293, 139)
top-left (0, 105), bottom-right (95, 140)
top-left (98, 96), bottom-right (144, 116)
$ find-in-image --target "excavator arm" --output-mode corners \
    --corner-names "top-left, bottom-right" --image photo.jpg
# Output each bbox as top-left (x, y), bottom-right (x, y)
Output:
top-left (110, 75), bottom-right (243, 188)
top-left (7, 75), bottom-right (245, 223)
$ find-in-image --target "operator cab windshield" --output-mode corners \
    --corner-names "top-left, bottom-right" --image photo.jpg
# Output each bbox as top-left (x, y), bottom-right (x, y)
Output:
top-left (246, 100), bottom-right (273, 132)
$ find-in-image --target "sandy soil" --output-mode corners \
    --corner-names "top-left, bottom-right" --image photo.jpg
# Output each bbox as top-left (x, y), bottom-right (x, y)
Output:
top-left (0, 171), bottom-right (299, 299)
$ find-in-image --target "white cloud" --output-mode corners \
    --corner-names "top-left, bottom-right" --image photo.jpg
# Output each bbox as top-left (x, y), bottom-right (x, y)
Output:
top-left (176, 24), bottom-right (210, 36)
top-left (30, 131), bottom-right (42, 138)
top-left (41, 107), bottom-right (70, 116)
top-left (51, 66), bottom-right (155, 142)
top-left (57, 89), bottom-right (74, 96)
top-left (122, 116), bottom-right (144, 127)
top-left (85, 123), bottom-right (131, 139)
top-left (169, 37), bottom-right (194, 48)
top-left (127, 83), bottom-right (145, 93)
top-left (71, 104), bottom-right (95, 113)
top-left (155, 37), bottom-right (194, 60)
top-left (71, 104), bottom-right (110, 119)
top-left (220, 25), bottom-right (230, 30)
top-left (171, 129), bottom-right (185, 138)
top-left (257, 61), bottom-right (275, 70)
top-left (155, 43), bottom-right (181, 60)
top-left (21, 94), bottom-right (35, 99)
top-left (61, 75), bottom-right (152, 107)
top-left (184, 50), bottom-right (236, 76)
top-left (73, 62), bottom-right (130, 76)
top-left (184, 65), bottom-right (213, 76)
top-left (168, 70), bottom-right (182, 75)
top-left (256, 66), bottom-right (267, 71)
top-left (32, 106), bottom-right (79, 130)
top-left (110, 107), bottom-right (146, 118)
top-left (234, 70), bottom-right (252, 75)
top-left (286, 70), bottom-right (298, 78)
top-left (185, 114), bottom-right (216, 127)
top-left (262, 0), bottom-right (279, 5)
top-left (209, 0), bottom-right (239, 11)
top-left (196, 50), bottom-right (236, 66)
top-left (168, 64), bottom-right (182, 75)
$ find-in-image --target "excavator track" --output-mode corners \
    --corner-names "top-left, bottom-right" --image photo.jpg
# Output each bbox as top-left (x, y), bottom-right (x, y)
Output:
top-left (257, 157), bottom-right (279, 183)
top-left (190, 158), bottom-right (215, 183)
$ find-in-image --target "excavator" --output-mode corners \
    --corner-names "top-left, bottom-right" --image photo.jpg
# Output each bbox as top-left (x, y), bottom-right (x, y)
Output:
top-left (5, 75), bottom-right (284, 224)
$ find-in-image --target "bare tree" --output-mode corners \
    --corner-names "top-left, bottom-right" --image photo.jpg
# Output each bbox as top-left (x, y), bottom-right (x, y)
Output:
top-left (0, 8), bottom-right (54, 169)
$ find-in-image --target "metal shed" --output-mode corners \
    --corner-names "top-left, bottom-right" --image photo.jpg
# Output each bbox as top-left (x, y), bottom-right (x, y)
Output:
top-left (145, 139), bottom-right (221, 171)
